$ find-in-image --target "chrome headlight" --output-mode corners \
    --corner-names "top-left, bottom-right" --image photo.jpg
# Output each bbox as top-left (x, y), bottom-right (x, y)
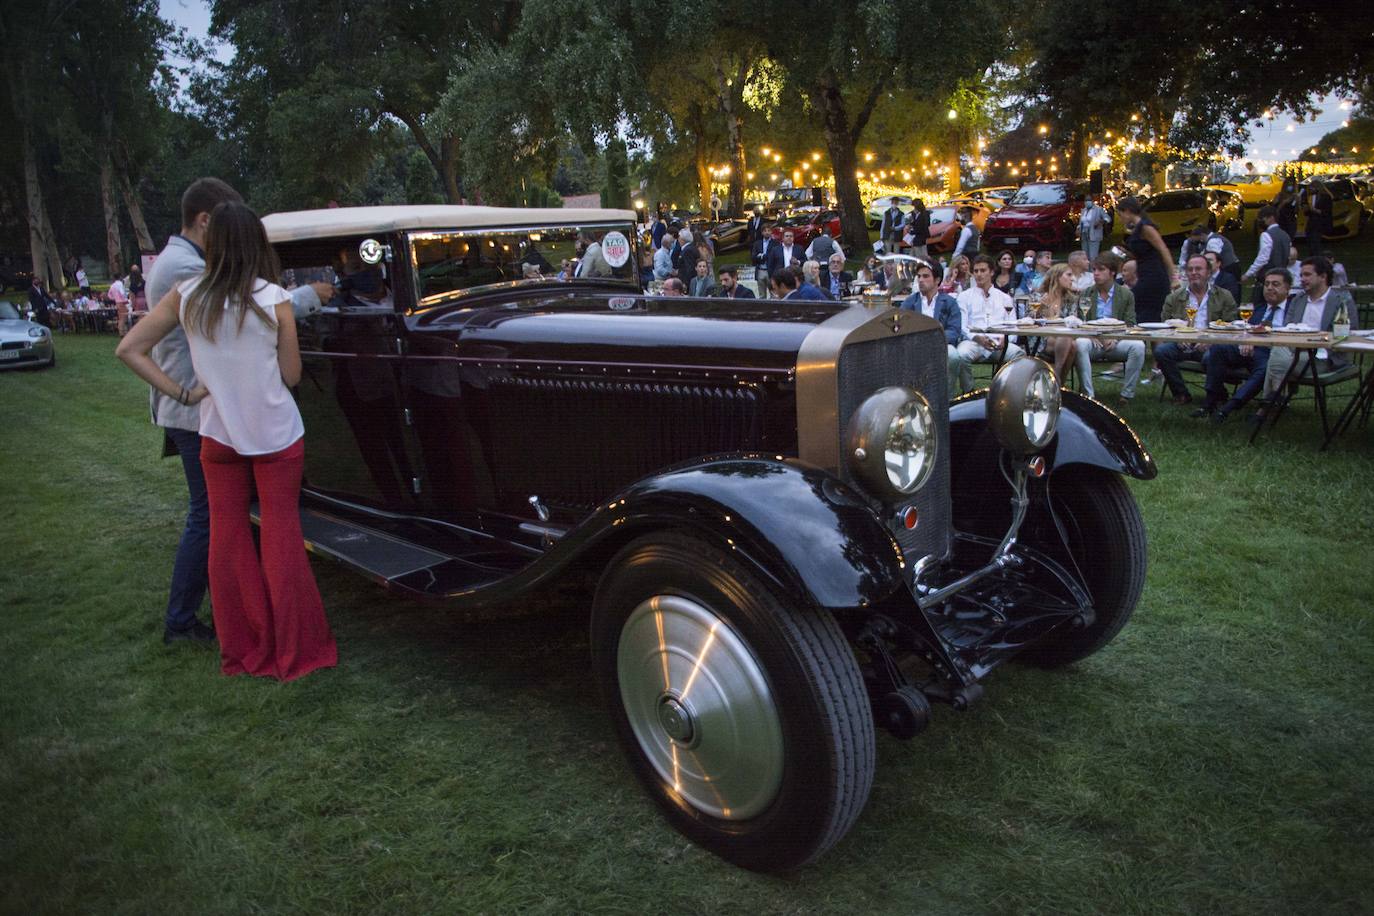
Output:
top-left (987, 357), bottom-right (1061, 454)
top-left (845, 386), bottom-right (937, 500)
top-left (28, 327), bottom-right (47, 338)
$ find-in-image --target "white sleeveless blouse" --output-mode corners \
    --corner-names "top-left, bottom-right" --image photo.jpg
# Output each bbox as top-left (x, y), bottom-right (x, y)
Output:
top-left (177, 278), bottom-right (304, 455)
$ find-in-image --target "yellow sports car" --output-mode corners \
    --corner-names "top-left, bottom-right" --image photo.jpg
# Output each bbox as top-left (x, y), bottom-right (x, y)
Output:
top-left (1142, 188), bottom-right (1244, 241)
top-left (1295, 178), bottom-right (1369, 241)
top-left (1208, 173), bottom-right (1283, 209)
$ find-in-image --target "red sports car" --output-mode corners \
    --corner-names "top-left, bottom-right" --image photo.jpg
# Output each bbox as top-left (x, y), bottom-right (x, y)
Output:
top-left (770, 208), bottom-right (843, 248)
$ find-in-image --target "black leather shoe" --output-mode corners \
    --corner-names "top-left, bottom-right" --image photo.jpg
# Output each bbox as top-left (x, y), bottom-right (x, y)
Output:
top-left (1189, 406), bottom-right (1212, 419)
top-left (1210, 410), bottom-right (1229, 426)
top-left (164, 621), bottom-right (217, 646)
top-left (1172, 394), bottom-right (1193, 406)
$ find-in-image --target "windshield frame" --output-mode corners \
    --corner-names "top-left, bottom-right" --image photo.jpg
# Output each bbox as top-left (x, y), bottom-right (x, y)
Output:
top-left (407, 221), bottom-right (641, 310)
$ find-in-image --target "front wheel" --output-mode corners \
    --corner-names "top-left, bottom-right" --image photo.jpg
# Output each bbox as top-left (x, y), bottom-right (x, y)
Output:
top-left (590, 531), bottom-right (875, 871)
top-left (1020, 467), bottom-right (1147, 667)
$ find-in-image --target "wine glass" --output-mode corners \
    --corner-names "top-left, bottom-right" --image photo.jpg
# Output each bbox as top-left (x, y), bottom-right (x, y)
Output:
top-left (1238, 302), bottom-right (1253, 324)
top-left (1185, 304), bottom-right (1198, 328)
top-left (1002, 298), bottom-right (1015, 326)
top-left (1029, 292), bottom-right (1043, 320)
top-left (1078, 295), bottom-right (1092, 322)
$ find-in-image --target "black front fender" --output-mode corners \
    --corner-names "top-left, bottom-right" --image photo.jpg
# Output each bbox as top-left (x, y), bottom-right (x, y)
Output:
top-left (558, 455), bottom-right (907, 613)
top-left (949, 389), bottom-right (1157, 482)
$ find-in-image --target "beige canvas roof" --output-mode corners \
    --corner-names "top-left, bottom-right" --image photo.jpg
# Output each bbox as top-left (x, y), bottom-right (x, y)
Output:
top-left (262, 205), bottom-right (639, 243)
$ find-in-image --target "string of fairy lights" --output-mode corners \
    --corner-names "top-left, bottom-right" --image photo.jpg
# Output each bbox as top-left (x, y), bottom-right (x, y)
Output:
top-left (700, 101), bottom-right (1369, 199)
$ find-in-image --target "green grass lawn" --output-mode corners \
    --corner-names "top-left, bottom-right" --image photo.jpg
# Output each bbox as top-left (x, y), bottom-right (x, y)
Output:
top-left (3, 334), bottom-right (1373, 915)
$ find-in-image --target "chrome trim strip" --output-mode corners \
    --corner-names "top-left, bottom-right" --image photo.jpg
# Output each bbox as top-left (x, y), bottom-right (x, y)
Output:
top-left (794, 303), bottom-right (941, 473)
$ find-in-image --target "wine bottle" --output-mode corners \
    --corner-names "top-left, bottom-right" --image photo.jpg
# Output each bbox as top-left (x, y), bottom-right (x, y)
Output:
top-left (1333, 301), bottom-right (1351, 340)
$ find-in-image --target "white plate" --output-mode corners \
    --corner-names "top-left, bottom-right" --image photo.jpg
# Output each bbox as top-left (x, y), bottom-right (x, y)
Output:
top-left (1138, 322), bottom-right (1170, 329)
top-left (1273, 327), bottom-right (1314, 334)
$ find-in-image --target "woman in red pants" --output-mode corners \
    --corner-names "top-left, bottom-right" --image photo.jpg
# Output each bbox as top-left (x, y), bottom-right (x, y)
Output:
top-left (117, 201), bottom-right (336, 681)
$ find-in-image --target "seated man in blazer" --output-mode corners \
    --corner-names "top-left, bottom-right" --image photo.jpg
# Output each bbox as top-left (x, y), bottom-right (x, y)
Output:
top-left (1071, 254), bottom-right (1147, 405)
top-left (818, 253), bottom-right (854, 300)
top-left (1156, 254), bottom-right (1239, 405)
top-left (688, 258), bottom-right (716, 297)
top-left (714, 265), bottom-right (756, 299)
top-left (899, 258), bottom-right (962, 394)
top-left (1254, 254), bottom-right (1358, 419)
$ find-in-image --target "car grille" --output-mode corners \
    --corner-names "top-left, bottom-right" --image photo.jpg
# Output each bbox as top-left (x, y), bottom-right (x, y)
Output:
top-left (836, 330), bottom-right (952, 571)
top-left (1, 341), bottom-right (26, 350)
top-left (484, 376), bottom-right (767, 512)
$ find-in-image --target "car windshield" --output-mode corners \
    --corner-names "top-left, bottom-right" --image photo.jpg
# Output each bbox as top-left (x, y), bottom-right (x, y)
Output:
top-left (1007, 185), bottom-right (1068, 206)
top-left (411, 223), bottom-right (639, 305)
top-left (0, 301), bottom-right (20, 320)
top-left (1146, 193), bottom-right (1204, 212)
top-left (1231, 174), bottom-right (1272, 184)
top-left (927, 207), bottom-right (957, 223)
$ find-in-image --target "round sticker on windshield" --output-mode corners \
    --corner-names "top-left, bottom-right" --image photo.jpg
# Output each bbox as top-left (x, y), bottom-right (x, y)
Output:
top-left (601, 231), bottom-right (631, 268)
top-left (607, 297), bottom-right (637, 311)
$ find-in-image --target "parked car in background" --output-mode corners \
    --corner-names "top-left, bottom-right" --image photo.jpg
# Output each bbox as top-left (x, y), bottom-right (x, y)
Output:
top-left (770, 208), bottom-right (843, 248)
top-left (981, 181), bottom-right (1091, 250)
top-left (866, 195), bottom-right (914, 228)
top-left (0, 300), bottom-right (55, 369)
top-left (706, 218), bottom-right (754, 253)
top-left (1208, 173), bottom-right (1284, 214)
top-left (765, 186), bottom-right (828, 217)
top-left (937, 198), bottom-right (994, 231)
top-left (922, 205), bottom-right (966, 254)
top-left (261, 203), bottom-right (1156, 873)
top-left (957, 186), bottom-right (1018, 209)
top-left (1142, 188), bottom-right (1244, 242)
top-left (1295, 177), bottom-right (1368, 241)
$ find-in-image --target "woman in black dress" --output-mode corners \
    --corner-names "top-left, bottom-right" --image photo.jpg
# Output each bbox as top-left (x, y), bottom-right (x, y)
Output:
top-left (1116, 196), bottom-right (1175, 323)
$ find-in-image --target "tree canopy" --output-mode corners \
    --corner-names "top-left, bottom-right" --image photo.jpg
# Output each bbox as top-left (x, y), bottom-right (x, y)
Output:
top-left (2, 0), bottom-right (1371, 283)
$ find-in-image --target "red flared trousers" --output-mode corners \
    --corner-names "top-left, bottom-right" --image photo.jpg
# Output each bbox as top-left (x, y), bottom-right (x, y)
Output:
top-left (200, 436), bottom-right (337, 681)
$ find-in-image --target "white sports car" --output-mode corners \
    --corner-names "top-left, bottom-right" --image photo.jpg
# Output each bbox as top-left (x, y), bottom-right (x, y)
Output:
top-left (0, 301), bottom-right (55, 369)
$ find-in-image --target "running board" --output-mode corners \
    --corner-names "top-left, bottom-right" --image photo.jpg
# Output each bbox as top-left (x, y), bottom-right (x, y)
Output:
top-left (249, 505), bottom-right (530, 599)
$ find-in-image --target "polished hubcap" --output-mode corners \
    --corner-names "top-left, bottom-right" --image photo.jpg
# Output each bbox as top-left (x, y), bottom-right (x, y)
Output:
top-left (617, 595), bottom-right (784, 820)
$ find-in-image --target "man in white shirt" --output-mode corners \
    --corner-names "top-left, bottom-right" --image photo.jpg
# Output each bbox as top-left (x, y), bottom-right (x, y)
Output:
top-left (952, 255), bottom-right (1024, 394)
top-left (1241, 205), bottom-right (1291, 307)
top-left (950, 208), bottom-right (980, 263)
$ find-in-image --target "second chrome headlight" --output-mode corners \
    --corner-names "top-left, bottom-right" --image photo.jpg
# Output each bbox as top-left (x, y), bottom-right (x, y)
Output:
top-left (845, 386), bottom-right (937, 500)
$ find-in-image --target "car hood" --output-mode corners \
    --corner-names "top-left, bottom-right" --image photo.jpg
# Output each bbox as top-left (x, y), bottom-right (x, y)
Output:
top-left (0, 318), bottom-right (40, 340)
top-left (991, 205), bottom-right (1065, 222)
top-left (411, 290), bottom-right (850, 372)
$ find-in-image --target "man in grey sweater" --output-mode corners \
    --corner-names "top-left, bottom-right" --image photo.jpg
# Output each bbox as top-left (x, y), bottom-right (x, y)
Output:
top-left (147, 178), bottom-right (331, 644)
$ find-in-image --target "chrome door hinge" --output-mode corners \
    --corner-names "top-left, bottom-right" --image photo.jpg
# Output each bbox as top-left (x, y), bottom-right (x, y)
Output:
top-left (411, 477), bottom-right (422, 495)
top-left (403, 407), bottom-right (413, 426)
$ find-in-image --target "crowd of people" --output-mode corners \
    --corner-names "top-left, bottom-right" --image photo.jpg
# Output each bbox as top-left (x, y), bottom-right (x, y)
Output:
top-left (636, 189), bottom-right (1358, 426)
top-left (24, 261), bottom-right (149, 335)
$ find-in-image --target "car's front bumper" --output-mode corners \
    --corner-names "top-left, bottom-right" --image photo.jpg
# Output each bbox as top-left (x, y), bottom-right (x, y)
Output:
top-left (0, 339), bottom-right (53, 369)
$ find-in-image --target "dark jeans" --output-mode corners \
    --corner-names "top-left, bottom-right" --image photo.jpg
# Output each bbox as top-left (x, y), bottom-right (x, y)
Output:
top-left (165, 427), bottom-right (210, 631)
top-left (1155, 341), bottom-right (1204, 398)
top-left (1202, 344), bottom-right (1270, 412)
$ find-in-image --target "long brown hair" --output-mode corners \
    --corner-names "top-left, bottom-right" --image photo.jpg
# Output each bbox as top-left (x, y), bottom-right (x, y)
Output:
top-left (183, 201), bottom-right (281, 342)
top-left (1039, 263), bottom-right (1074, 316)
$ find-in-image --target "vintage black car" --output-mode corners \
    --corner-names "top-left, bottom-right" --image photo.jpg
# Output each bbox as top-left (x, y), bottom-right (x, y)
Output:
top-left (262, 205), bottom-right (1156, 872)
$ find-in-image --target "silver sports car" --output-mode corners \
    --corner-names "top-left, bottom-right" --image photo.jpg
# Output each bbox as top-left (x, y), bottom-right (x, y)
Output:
top-left (0, 301), bottom-right (55, 369)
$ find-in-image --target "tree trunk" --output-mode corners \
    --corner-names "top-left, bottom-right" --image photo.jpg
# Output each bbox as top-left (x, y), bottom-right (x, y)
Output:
top-left (1067, 130), bottom-right (1088, 180)
top-left (99, 150), bottom-right (124, 276)
top-left (815, 85), bottom-right (867, 253)
top-left (12, 57), bottom-right (64, 289)
top-left (694, 136), bottom-right (712, 218)
top-left (715, 59), bottom-right (748, 218)
top-left (115, 148), bottom-right (154, 252)
top-left (439, 135), bottom-right (462, 203)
